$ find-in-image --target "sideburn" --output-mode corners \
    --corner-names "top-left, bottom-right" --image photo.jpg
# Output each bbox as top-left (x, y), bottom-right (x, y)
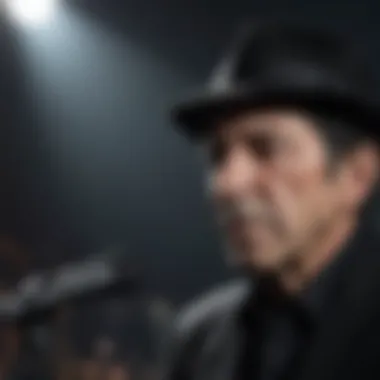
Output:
top-left (305, 110), bottom-right (370, 179)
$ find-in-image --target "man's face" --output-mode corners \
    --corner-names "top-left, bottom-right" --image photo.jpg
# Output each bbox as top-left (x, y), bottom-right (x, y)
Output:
top-left (205, 108), bottom-right (365, 274)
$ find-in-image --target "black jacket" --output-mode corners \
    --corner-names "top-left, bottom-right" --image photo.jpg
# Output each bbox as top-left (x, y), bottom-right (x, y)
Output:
top-left (164, 207), bottom-right (380, 380)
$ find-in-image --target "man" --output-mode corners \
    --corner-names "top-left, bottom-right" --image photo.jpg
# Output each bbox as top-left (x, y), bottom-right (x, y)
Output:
top-left (165, 21), bottom-right (380, 380)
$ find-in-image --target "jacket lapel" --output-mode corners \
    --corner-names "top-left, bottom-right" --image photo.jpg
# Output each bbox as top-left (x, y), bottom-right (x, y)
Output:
top-left (195, 283), bottom-right (252, 380)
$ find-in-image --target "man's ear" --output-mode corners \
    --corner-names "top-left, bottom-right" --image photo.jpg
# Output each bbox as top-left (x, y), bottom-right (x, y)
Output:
top-left (341, 143), bottom-right (379, 208)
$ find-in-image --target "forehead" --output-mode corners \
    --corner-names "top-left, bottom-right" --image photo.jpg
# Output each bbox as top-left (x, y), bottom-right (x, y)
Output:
top-left (208, 107), bottom-right (323, 144)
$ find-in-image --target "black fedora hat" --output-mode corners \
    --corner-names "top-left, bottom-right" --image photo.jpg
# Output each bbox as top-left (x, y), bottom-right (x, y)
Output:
top-left (171, 21), bottom-right (380, 141)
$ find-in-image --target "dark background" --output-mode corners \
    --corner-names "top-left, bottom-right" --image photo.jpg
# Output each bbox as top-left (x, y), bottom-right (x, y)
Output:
top-left (1, 0), bottom-right (380, 304)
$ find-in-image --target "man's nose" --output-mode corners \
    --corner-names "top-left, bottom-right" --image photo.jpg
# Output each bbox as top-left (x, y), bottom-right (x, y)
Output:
top-left (210, 149), bottom-right (259, 199)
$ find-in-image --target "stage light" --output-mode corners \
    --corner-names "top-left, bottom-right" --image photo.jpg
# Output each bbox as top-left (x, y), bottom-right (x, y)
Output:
top-left (5, 0), bottom-right (57, 27)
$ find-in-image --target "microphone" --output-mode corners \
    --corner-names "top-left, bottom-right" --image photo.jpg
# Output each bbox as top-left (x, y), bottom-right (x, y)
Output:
top-left (0, 245), bottom-right (141, 327)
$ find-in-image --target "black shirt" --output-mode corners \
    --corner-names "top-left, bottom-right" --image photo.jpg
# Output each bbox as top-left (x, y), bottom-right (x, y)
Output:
top-left (239, 281), bottom-right (313, 380)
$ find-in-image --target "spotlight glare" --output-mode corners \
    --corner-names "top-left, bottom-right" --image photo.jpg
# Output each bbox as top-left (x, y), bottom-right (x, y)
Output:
top-left (6, 0), bottom-right (57, 27)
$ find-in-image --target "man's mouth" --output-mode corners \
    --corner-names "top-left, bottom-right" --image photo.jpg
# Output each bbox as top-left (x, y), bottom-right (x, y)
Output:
top-left (226, 217), bottom-right (267, 237)
top-left (218, 201), bottom-right (269, 227)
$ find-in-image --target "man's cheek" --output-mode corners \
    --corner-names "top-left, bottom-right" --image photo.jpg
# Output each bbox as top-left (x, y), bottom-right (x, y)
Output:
top-left (269, 182), bottom-right (300, 236)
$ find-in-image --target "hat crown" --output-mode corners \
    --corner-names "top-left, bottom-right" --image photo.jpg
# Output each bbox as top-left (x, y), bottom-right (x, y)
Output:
top-left (210, 22), bottom-right (375, 97)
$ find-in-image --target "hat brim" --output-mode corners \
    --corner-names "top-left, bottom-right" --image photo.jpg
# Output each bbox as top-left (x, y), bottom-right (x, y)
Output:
top-left (171, 86), bottom-right (379, 141)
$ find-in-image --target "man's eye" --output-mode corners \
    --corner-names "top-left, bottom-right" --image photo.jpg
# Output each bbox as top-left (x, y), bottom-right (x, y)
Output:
top-left (248, 137), bottom-right (281, 159)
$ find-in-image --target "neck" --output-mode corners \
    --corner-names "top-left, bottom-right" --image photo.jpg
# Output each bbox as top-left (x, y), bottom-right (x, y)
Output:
top-left (277, 214), bottom-right (359, 296)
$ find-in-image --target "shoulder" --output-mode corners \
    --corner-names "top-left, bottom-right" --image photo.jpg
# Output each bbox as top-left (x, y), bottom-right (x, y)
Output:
top-left (160, 279), bottom-right (251, 380)
top-left (175, 278), bottom-right (251, 337)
